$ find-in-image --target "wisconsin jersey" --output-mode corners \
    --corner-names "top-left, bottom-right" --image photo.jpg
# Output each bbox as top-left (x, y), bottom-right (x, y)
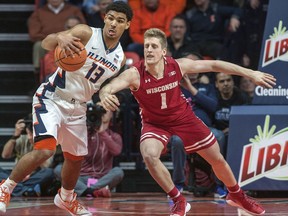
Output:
top-left (131, 56), bottom-right (216, 153)
top-left (131, 56), bottom-right (192, 126)
top-left (36, 27), bottom-right (124, 103)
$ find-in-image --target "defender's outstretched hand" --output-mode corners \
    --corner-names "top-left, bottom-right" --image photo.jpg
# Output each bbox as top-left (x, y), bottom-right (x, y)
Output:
top-left (251, 71), bottom-right (276, 88)
top-left (100, 94), bottom-right (120, 111)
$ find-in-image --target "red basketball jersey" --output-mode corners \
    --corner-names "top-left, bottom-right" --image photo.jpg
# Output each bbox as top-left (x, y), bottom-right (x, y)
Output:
top-left (132, 56), bottom-right (193, 126)
top-left (132, 57), bottom-right (216, 153)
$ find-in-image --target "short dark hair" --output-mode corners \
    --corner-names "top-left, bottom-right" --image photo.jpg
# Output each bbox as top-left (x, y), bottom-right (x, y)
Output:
top-left (106, 1), bottom-right (133, 21)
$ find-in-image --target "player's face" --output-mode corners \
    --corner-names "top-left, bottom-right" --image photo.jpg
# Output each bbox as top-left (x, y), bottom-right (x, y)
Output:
top-left (103, 11), bottom-right (130, 39)
top-left (144, 37), bottom-right (166, 65)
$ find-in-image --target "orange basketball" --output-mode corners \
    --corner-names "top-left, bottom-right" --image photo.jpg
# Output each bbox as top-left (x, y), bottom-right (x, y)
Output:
top-left (54, 41), bottom-right (87, 71)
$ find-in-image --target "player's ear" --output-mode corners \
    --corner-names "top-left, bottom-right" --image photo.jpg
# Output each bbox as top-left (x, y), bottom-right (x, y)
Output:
top-left (162, 48), bottom-right (167, 56)
top-left (103, 14), bottom-right (108, 24)
top-left (125, 21), bottom-right (130, 30)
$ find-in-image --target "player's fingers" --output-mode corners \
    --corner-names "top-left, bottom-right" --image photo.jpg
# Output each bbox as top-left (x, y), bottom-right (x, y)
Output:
top-left (102, 97), bottom-right (118, 111)
top-left (62, 47), bottom-right (70, 58)
top-left (67, 39), bottom-right (83, 55)
top-left (103, 101), bottom-right (117, 111)
top-left (264, 78), bottom-right (276, 87)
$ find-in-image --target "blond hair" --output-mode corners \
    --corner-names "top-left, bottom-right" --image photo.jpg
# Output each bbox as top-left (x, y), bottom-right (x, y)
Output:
top-left (144, 28), bottom-right (167, 49)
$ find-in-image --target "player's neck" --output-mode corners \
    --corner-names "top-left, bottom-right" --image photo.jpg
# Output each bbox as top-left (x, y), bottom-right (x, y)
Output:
top-left (146, 60), bottom-right (164, 79)
top-left (103, 36), bottom-right (119, 51)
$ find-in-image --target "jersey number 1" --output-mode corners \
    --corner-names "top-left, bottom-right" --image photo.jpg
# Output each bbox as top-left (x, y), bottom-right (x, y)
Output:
top-left (160, 93), bottom-right (167, 109)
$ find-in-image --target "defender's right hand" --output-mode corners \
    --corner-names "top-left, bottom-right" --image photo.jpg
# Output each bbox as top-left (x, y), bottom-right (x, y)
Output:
top-left (101, 94), bottom-right (120, 111)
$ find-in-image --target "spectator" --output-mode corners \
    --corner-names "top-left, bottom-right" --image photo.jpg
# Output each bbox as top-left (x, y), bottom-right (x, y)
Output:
top-left (214, 72), bottom-right (250, 157)
top-left (127, 0), bottom-right (175, 57)
top-left (28, 0), bottom-right (86, 86)
top-left (240, 0), bottom-right (268, 69)
top-left (167, 15), bottom-right (196, 59)
top-left (185, 0), bottom-right (242, 60)
top-left (54, 102), bottom-right (124, 197)
top-left (82, 0), bottom-right (128, 15)
top-left (40, 15), bottom-right (83, 83)
top-left (214, 0), bottom-right (245, 7)
top-left (169, 52), bottom-right (227, 198)
top-left (129, 0), bottom-right (186, 16)
top-left (0, 115), bottom-right (54, 197)
top-left (86, 0), bottom-right (113, 27)
top-left (239, 76), bottom-right (256, 103)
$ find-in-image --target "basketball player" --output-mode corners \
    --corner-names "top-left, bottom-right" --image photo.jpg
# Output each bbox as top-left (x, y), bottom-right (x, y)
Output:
top-left (0, 2), bottom-right (133, 215)
top-left (99, 28), bottom-right (276, 216)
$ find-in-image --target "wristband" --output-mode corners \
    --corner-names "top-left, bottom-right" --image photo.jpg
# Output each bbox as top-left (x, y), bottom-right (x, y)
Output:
top-left (10, 135), bottom-right (20, 140)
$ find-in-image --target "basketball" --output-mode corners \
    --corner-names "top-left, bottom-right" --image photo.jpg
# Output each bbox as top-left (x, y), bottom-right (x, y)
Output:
top-left (54, 41), bottom-right (87, 71)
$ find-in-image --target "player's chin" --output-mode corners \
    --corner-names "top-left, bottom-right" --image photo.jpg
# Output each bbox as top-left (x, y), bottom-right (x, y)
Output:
top-left (146, 59), bottom-right (156, 65)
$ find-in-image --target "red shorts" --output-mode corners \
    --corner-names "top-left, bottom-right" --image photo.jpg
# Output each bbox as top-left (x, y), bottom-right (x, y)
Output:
top-left (140, 115), bottom-right (216, 154)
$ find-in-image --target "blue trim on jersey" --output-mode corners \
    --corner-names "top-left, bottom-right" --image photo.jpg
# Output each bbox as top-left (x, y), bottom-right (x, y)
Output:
top-left (53, 71), bottom-right (66, 89)
top-left (33, 72), bottom-right (66, 136)
top-left (101, 29), bottom-right (119, 54)
top-left (34, 95), bottom-right (48, 136)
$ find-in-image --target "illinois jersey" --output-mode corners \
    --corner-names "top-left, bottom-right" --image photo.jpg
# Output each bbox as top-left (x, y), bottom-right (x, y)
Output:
top-left (36, 27), bottom-right (124, 103)
top-left (32, 28), bottom-right (124, 156)
top-left (132, 56), bottom-right (216, 153)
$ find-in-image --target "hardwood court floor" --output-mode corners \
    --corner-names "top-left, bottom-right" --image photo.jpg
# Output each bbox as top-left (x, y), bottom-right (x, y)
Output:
top-left (5, 192), bottom-right (288, 215)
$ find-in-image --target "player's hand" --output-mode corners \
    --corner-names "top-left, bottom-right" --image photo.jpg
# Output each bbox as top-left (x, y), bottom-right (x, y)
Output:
top-left (251, 71), bottom-right (276, 88)
top-left (56, 33), bottom-right (81, 58)
top-left (101, 94), bottom-right (120, 111)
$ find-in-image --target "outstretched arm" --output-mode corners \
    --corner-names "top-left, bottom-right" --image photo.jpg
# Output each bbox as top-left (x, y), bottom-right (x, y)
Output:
top-left (177, 58), bottom-right (276, 88)
top-left (99, 67), bottom-right (140, 111)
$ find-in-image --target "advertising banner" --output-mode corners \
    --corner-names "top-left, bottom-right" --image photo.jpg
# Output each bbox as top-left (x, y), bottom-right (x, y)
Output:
top-left (253, 0), bottom-right (288, 104)
top-left (227, 106), bottom-right (288, 190)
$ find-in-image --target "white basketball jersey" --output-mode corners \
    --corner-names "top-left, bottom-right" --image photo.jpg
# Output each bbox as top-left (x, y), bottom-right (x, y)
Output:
top-left (36, 27), bottom-right (124, 103)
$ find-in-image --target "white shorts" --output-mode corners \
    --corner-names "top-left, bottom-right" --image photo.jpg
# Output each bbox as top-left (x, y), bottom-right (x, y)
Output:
top-left (32, 92), bottom-right (88, 156)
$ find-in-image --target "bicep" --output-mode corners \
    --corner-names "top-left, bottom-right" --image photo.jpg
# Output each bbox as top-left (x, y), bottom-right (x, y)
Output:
top-left (69, 24), bottom-right (92, 44)
top-left (177, 58), bottom-right (215, 75)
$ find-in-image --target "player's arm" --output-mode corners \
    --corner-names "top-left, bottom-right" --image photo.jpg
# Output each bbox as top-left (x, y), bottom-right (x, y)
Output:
top-left (41, 24), bottom-right (92, 57)
top-left (177, 58), bottom-right (276, 88)
top-left (99, 67), bottom-right (139, 111)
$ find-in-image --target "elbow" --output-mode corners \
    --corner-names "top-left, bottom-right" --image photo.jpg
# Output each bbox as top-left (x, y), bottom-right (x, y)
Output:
top-left (41, 39), bottom-right (48, 50)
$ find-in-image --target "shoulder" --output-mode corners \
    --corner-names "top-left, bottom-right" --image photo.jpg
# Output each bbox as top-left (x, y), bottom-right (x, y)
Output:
top-left (175, 57), bottom-right (193, 68)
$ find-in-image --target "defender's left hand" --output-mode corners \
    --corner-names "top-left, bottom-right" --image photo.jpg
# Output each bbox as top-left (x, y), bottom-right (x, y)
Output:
top-left (252, 71), bottom-right (276, 88)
